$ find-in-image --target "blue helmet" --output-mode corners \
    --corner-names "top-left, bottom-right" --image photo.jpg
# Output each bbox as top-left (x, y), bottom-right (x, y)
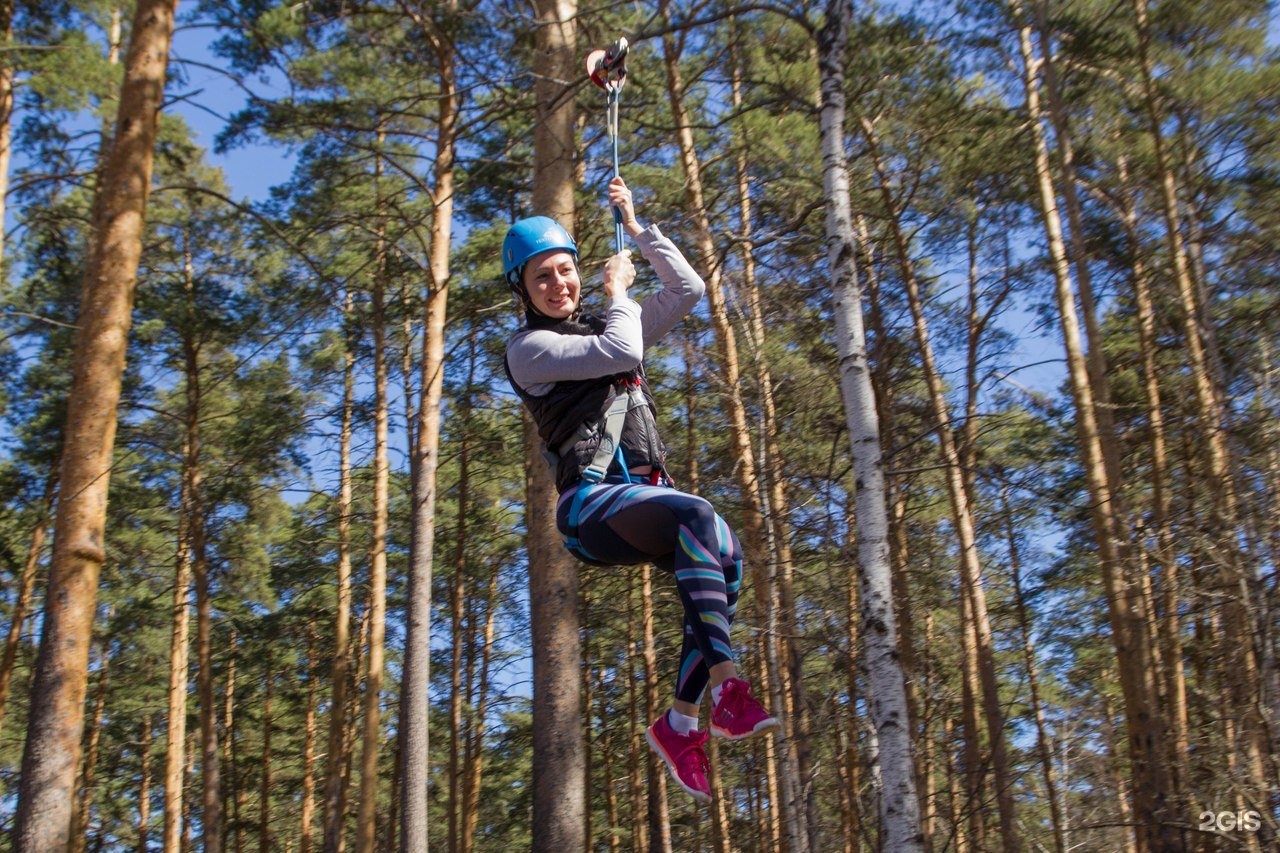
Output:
top-left (502, 216), bottom-right (578, 290)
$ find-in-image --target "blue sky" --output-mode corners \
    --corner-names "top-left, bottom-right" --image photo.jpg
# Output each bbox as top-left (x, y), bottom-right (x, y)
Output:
top-left (169, 2), bottom-right (296, 204)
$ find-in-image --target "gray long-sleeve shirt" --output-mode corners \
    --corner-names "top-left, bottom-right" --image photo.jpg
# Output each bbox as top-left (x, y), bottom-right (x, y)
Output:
top-left (506, 224), bottom-right (705, 397)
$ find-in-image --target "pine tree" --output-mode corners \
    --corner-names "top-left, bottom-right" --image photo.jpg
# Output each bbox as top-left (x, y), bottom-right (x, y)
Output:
top-left (15, 3), bottom-right (180, 847)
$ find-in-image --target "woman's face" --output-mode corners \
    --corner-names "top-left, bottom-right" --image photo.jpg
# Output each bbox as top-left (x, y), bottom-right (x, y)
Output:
top-left (523, 250), bottom-right (580, 318)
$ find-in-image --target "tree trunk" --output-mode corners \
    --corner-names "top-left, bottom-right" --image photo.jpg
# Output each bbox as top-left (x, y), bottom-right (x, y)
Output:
top-left (71, 635), bottom-right (112, 852)
top-left (356, 225), bottom-right (391, 853)
top-left (1113, 154), bottom-right (1193, 810)
top-left (401, 294), bottom-right (416, 456)
top-left (956, 244), bottom-right (1015, 853)
top-left (860, 115), bottom-right (1019, 851)
top-left (856, 216), bottom-right (933, 841)
top-left (346, 602), bottom-right (372, 839)
top-left (750, 733), bottom-right (770, 845)
top-left (446, 337), bottom-right (483, 852)
top-left (582, 584), bottom-right (595, 849)
top-left (1035, 6), bottom-right (1174, 762)
top-left (957, 577), bottom-right (987, 852)
top-left (641, 563), bottom-right (672, 853)
top-left (817, 2), bottom-right (923, 848)
top-left (528, 2), bottom-right (585, 848)
top-left (0, 475), bottom-right (55, 737)
top-left (323, 291), bottom-right (358, 853)
top-left (195, 554), bottom-right (220, 853)
top-left (301, 623), bottom-right (319, 853)
top-left (710, 738), bottom-right (741, 846)
top-left (1033, 0), bottom-right (1129, 504)
top-left (627, 592), bottom-right (648, 853)
top-left (1000, 488), bottom-right (1065, 853)
top-left (842, 545), bottom-right (864, 853)
top-left (259, 653), bottom-right (274, 853)
top-left (682, 338), bottom-right (701, 493)
top-left (136, 713), bottom-right (153, 852)
top-left (596, 662), bottom-right (622, 853)
top-left (165, 431), bottom-right (194, 853)
top-left (750, 639), bottom-right (783, 850)
top-left (462, 522), bottom-right (502, 853)
top-left (448, 343), bottom-right (473, 853)
top-left (728, 24), bottom-right (823, 845)
top-left (1101, 690), bottom-right (1139, 853)
top-left (836, 725), bottom-right (857, 853)
top-left (226, 632), bottom-right (245, 853)
top-left (14, 3), bottom-right (179, 848)
top-left (398, 6), bottom-right (459, 849)
top-left (919, 615), bottom-right (938, 853)
top-left (1130, 0), bottom-right (1268, 806)
top-left (944, 716), bottom-right (964, 853)
top-left (190, 274), bottom-right (222, 853)
top-left (1011, 4), bottom-right (1176, 848)
top-left (1256, 340), bottom-right (1280, 786)
top-left (385, 737), bottom-right (401, 853)
top-left (656, 8), bottom-right (809, 848)
top-left (959, 214), bottom-right (990, 505)
top-left (183, 725), bottom-right (196, 851)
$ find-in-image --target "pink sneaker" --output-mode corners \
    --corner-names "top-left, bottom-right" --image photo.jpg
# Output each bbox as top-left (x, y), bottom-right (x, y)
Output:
top-left (710, 678), bottom-right (779, 741)
top-left (646, 713), bottom-right (712, 803)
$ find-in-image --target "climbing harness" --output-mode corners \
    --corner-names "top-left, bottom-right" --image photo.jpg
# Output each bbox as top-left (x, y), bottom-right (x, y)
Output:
top-left (586, 37), bottom-right (630, 253)
top-left (561, 376), bottom-right (649, 563)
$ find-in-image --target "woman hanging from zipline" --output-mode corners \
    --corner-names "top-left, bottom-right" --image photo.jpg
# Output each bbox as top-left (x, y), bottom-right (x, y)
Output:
top-left (503, 176), bottom-right (779, 804)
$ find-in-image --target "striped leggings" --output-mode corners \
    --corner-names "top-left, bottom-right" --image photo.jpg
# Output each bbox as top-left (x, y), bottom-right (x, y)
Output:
top-left (557, 477), bottom-right (743, 705)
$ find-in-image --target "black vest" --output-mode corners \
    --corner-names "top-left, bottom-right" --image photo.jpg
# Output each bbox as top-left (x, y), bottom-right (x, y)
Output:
top-left (505, 313), bottom-right (666, 493)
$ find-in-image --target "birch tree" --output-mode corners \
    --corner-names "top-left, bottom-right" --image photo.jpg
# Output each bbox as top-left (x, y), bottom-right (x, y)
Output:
top-left (817, 1), bottom-right (922, 848)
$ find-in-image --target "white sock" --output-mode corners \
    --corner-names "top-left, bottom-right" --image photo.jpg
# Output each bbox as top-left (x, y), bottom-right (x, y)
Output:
top-left (711, 681), bottom-right (727, 706)
top-left (667, 708), bottom-right (700, 735)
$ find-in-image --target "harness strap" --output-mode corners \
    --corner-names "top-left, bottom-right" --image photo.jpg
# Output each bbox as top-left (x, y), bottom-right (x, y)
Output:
top-left (564, 483), bottom-right (594, 559)
top-left (563, 452), bottom-right (614, 561)
top-left (562, 379), bottom-right (647, 563)
top-left (580, 382), bottom-right (644, 484)
top-left (549, 420), bottom-right (594, 466)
